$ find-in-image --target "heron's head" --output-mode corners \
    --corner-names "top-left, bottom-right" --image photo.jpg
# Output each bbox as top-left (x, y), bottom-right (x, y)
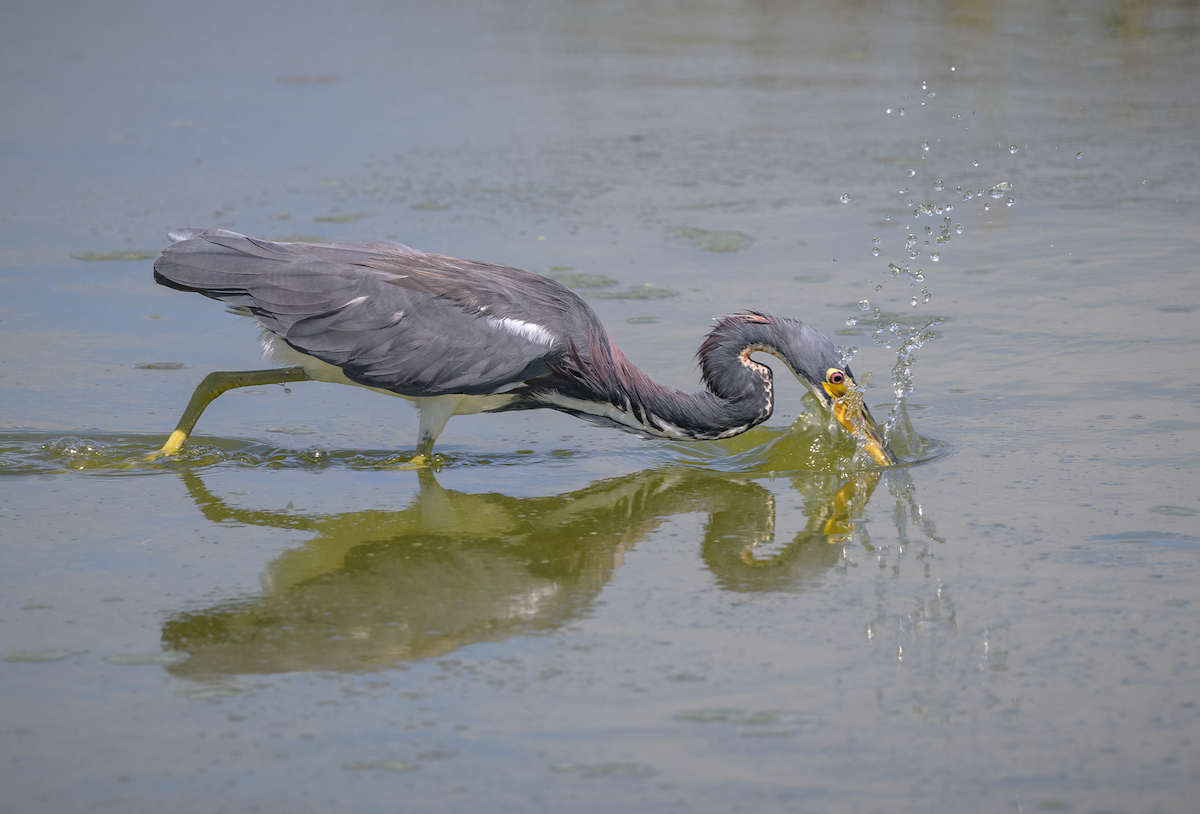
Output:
top-left (714, 313), bottom-right (898, 466)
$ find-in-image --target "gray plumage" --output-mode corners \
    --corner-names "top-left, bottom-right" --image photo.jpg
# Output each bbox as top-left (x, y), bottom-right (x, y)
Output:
top-left (156, 228), bottom-right (572, 397)
top-left (153, 228), bottom-right (892, 460)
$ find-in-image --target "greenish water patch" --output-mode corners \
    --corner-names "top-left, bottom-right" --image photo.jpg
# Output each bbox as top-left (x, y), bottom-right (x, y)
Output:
top-left (675, 708), bottom-right (825, 736)
top-left (342, 761), bottom-right (418, 772)
top-left (547, 270), bottom-right (677, 300)
top-left (1150, 506), bottom-right (1195, 517)
top-left (70, 250), bottom-right (157, 262)
top-left (593, 285), bottom-right (678, 300)
top-left (670, 226), bottom-right (754, 252)
top-left (1092, 531), bottom-right (1199, 546)
top-left (104, 650), bottom-right (189, 666)
top-left (314, 213), bottom-right (374, 223)
top-left (549, 762), bottom-right (655, 779)
top-left (547, 270), bottom-right (619, 290)
top-left (4, 649), bottom-right (83, 663)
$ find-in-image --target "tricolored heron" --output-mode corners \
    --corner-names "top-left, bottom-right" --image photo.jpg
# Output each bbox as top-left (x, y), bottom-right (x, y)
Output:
top-left (151, 228), bottom-right (896, 465)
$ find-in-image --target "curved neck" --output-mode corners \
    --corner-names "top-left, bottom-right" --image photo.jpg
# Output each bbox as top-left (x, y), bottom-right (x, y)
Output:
top-left (532, 329), bottom-right (776, 441)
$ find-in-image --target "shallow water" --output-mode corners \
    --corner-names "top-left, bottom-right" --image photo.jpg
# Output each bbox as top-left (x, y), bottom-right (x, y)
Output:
top-left (3, 1), bottom-right (1200, 812)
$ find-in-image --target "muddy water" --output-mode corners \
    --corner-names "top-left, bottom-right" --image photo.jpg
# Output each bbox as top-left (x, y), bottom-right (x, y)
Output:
top-left (2, 1), bottom-right (1199, 812)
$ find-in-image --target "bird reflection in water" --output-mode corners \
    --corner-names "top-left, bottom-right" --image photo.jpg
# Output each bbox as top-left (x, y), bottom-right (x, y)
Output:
top-left (161, 466), bottom-right (938, 679)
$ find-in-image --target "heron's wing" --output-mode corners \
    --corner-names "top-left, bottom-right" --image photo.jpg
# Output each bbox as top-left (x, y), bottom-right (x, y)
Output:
top-left (154, 229), bottom-right (587, 396)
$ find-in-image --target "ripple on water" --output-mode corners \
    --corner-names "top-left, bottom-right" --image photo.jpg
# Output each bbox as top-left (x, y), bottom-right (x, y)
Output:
top-left (3, 425), bottom-right (949, 479)
top-left (0, 431), bottom-right (592, 475)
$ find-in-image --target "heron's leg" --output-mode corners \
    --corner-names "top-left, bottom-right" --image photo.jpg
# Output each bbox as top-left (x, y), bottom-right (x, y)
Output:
top-left (154, 367), bottom-right (310, 457)
top-left (408, 395), bottom-right (463, 465)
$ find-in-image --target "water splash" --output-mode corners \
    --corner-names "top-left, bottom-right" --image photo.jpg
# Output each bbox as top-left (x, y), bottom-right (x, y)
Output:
top-left (844, 80), bottom-right (1021, 463)
top-left (884, 317), bottom-right (946, 441)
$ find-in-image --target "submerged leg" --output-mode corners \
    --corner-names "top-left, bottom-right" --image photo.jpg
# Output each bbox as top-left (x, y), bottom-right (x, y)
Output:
top-left (154, 367), bottom-right (310, 457)
top-left (409, 394), bottom-right (465, 465)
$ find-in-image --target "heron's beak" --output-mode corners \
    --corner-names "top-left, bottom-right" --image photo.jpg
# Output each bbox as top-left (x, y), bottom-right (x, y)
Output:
top-left (823, 380), bottom-right (898, 466)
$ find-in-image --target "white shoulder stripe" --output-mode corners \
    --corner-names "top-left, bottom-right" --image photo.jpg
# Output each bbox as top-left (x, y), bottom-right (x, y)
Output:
top-left (486, 316), bottom-right (556, 347)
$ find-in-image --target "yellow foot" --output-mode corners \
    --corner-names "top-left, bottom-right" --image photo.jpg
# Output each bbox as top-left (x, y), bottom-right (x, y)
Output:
top-left (395, 453), bottom-right (434, 469)
top-left (145, 430), bottom-right (189, 461)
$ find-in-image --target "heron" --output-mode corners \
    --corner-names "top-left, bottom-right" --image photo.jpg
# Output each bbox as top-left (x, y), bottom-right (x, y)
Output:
top-left (151, 228), bottom-right (897, 465)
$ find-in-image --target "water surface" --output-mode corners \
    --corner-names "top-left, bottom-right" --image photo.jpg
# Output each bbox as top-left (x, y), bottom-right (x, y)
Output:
top-left (2, 1), bottom-right (1199, 812)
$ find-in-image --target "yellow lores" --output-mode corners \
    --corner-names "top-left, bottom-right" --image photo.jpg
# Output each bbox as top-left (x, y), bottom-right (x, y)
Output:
top-left (822, 368), bottom-right (897, 466)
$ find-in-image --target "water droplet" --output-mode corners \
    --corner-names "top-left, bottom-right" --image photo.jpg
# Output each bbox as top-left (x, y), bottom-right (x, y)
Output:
top-left (1005, 197), bottom-right (1015, 207)
top-left (872, 237), bottom-right (881, 244)
top-left (972, 160), bottom-right (979, 167)
top-left (874, 284), bottom-right (884, 292)
top-left (871, 247), bottom-right (881, 256)
top-left (934, 179), bottom-right (945, 191)
top-left (840, 193), bottom-right (852, 203)
top-left (884, 214), bottom-right (891, 221)
top-left (886, 108), bottom-right (893, 114)
top-left (931, 252), bottom-right (940, 261)
top-left (1050, 241), bottom-right (1055, 247)
top-left (921, 81), bottom-right (927, 90)
top-left (845, 316), bottom-right (859, 326)
top-left (906, 169), bottom-right (916, 177)
top-left (927, 92), bottom-right (936, 99)
top-left (1075, 152), bottom-right (1083, 159)
top-left (858, 300), bottom-right (871, 311)
top-left (898, 107), bottom-right (906, 116)
top-left (921, 142), bottom-right (931, 151)
top-left (922, 288), bottom-right (932, 303)
top-left (1009, 145), bottom-right (1018, 154)
top-left (983, 202), bottom-right (991, 211)
top-left (955, 223), bottom-right (963, 234)
top-left (996, 181), bottom-right (1013, 191)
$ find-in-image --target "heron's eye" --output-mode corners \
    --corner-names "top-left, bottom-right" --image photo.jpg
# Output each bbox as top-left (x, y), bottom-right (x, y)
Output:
top-left (827, 369), bottom-right (845, 385)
